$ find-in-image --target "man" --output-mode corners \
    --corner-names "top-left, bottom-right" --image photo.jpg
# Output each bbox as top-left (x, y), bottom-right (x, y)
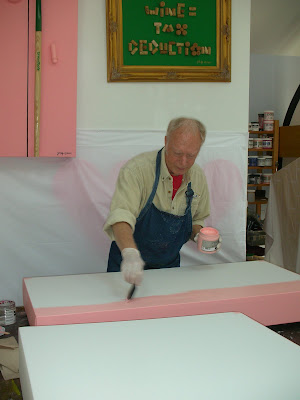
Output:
top-left (103, 117), bottom-right (211, 285)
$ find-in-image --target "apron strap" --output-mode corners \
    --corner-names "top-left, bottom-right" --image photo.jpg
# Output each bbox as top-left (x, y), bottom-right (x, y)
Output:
top-left (138, 148), bottom-right (163, 220)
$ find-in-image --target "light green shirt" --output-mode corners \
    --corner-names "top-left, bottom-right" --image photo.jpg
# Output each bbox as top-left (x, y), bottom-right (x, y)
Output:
top-left (103, 148), bottom-right (210, 240)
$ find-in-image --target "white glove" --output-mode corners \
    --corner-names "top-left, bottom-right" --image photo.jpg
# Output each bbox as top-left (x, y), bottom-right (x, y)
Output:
top-left (194, 233), bottom-right (222, 251)
top-left (121, 248), bottom-right (145, 285)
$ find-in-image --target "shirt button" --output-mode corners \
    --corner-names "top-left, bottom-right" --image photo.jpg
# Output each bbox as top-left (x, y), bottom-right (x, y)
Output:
top-left (168, 191), bottom-right (171, 193)
top-left (169, 177), bottom-right (171, 180)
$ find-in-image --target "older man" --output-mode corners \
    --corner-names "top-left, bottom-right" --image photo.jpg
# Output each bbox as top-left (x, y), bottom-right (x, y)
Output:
top-left (103, 117), bottom-right (210, 285)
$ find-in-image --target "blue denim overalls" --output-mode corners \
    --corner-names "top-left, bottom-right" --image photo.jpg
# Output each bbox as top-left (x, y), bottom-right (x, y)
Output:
top-left (107, 149), bottom-right (194, 271)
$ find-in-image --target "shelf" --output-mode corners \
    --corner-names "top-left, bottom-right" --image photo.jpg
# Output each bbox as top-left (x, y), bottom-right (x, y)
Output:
top-left (248, 200), bottom-right (268, 205)
top-left (249, 130), bottom-right (274, 135)
top-left (248, 184), bottom-right (270, 187)
top-left (248, 148), bottom-right (273, 152)
top-left (248, 166), bottom-right (273, 170)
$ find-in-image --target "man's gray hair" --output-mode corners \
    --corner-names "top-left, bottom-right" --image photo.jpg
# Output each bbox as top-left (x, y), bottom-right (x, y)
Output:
top-left (166, 117), bottom-right (206, 143)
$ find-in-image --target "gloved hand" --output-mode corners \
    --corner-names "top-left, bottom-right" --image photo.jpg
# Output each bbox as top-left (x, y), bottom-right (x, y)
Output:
top-left (194, 233), bottom-right (222, 251)
top-left (121, 248), bottom-right (145, 285)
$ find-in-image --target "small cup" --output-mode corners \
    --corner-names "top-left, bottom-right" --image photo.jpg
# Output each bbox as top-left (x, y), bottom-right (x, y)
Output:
top-left (197, 227), bottom-right (220, 254)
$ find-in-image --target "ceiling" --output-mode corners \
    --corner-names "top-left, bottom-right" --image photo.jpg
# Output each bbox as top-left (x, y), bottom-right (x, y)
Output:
top-left (250, 0), bottom-right (300, 56)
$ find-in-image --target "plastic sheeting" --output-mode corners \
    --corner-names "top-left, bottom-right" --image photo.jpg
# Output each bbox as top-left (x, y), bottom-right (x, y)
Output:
top-left (265, 158), bottom-right (300, 274)
top-left (0, 130), bottom-right (248, 305)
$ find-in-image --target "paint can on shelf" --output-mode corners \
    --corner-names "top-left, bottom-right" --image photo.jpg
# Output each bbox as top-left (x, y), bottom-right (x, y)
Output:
top-left (0, 300), bottom-right (16, 326)
top-left (258, 114), bottom-right (264, 130)
top-left (264, 156), bottom-right (272, 166)
top-left (248, 174), bottom-right (256, 184)
top-left (257, 157), bottom-right (265, 167)
top-left (262, 173), bottom-right (272, 184)
top-left (264, 110), bottom-right (274, 121)
top-left (263, 121), bottom-right (274, 132)
top-left (197, 227), bottom-right (220, 254)
top-left (253, 138), bottom-right (263, 148)
top-left (251, 122), bottom-right (259, 131)
top-left (248, 156), bottom-right (257, 166)
top-left (254, 173), bottom-right (262, 184)
top-left (262, 137), bottom-right (273, 148)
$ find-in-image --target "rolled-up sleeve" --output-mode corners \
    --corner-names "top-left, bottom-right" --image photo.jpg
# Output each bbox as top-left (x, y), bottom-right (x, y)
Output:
top-left (103, 165), bottom-right (143, 240)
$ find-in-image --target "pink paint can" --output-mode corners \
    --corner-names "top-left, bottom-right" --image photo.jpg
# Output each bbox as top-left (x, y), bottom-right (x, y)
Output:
top-left (197, 227), bottom-right (220, 254)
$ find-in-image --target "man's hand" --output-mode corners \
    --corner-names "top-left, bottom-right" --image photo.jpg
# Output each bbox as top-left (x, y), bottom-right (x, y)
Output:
top-left (121, 248), bottom-right (145, 285)
top-left (194, 232), bottom-right (222, 251)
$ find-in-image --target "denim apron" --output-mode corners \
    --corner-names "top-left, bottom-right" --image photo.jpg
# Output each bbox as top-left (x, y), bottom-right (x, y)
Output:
top-left (107, 149), bottom-right (194, 271)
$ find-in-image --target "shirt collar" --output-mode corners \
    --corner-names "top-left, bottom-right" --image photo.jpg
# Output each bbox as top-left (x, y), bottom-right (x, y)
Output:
top-left (160, 147), bottom-right (192, 183)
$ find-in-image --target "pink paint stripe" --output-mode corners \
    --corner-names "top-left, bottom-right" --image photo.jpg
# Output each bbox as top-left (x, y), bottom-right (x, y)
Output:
top-left (23, 278), bottom-right (37, 326)
top-left (25, 281), bottom-right (300, 327)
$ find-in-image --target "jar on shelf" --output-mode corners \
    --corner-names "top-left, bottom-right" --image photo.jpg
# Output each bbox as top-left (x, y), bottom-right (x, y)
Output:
top-left (248, 174), bottom-right (256, 184)
top-left (264, 156), bottom-right (272, 167)
top-left (262, 137), bottom-right (273, 149)
top-left (251, 122), bottom-right (259, 131)
top-left (253, 138), bottom-right (263, 148)
top-left (254, 173), bottom-right (262, 184)
top-left (248, 156), bottom-right (258, 166)
top-left (264, 121), bottom-right (274, 132)
top-left (257, 157), bottom-right (265, 167)
top-left (258, 114), bottom-right (264, 130)
top-left (262, 173), bottom-right (272, 184)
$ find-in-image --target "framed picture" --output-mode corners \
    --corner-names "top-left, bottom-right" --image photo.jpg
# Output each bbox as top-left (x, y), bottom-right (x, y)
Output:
top-left (106, 0), bottom-right (231, 82)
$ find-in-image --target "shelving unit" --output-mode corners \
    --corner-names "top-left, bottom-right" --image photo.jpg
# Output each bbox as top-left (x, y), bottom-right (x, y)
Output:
top-left (247, 120), bottom-right (279, 220)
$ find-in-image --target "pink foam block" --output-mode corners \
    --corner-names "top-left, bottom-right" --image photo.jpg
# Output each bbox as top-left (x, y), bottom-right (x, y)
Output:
top-left (23, 279), bottom-right (300, 327)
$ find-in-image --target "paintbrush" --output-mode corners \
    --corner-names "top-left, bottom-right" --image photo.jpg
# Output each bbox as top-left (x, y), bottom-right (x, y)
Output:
top-left (127, 284), bottom-right (136, 300)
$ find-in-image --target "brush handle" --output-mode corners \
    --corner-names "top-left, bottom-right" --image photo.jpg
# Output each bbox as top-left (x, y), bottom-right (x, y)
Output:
top-left (34, 31), bottom-right (41, 157)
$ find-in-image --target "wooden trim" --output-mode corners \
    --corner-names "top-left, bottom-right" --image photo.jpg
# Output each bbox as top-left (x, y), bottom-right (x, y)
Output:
top-left (279, 125), bottom-right (300, 158)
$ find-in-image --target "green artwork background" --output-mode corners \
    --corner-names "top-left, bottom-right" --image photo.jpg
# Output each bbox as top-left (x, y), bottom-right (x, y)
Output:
top-left (122, 0), bottom-right (217, 67)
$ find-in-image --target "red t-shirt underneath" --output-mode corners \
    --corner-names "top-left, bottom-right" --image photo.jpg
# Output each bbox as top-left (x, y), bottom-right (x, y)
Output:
top-left (171, 175), bottom-right (183, 200)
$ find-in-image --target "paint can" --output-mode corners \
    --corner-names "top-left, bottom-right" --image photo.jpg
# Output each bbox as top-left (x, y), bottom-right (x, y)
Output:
top-left (253, 138), bottom-right (263, 148)
top-left (251, 122), bottom-right (259, 131)
top-left (254, 173), bottom-right (262, 184)
top-left (257, 157), bottom-right (265, 167)
top-left (264, 110), bottom-right (274, 121)
top-left (0, 300), bottom-right (16, 326)
top-left (248, 174), bottom-right (256, 184)
top-left (262, 137), bottom-right (273, 149)
top-left (264, 156), bottom-right (272, 167)
top-left (258, 114), bottom-right (264, 130)
top-left (197, 227), bottom-right (220, 254)
top-left (262, 173), bottom-right (272, 184)
top-left (248, 156), bottom-right (257, 166)
top-left (263, 121), bottom-right (274, 132)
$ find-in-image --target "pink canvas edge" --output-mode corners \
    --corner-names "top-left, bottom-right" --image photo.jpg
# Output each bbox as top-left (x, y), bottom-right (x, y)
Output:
top-left (23, 280), bottom-right (300, 327)
top-left (23, 279), bottom-right (37, 326)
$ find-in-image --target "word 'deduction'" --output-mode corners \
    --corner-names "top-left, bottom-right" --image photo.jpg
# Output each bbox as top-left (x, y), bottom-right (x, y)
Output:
top-left (128, 2), bottom-right (212, 57)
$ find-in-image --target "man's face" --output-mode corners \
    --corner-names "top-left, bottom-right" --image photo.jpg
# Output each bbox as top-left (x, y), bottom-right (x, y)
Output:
top-left (164, 127), bottom-right (202, 176)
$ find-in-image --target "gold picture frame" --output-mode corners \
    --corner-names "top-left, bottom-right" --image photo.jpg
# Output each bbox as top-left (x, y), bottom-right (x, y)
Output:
top-left (106, 0), bottom-right (231, 82)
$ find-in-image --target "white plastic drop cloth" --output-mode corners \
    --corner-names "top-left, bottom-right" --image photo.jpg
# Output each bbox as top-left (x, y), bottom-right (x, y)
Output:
top-left (0, 129), bottom-right (248, 305)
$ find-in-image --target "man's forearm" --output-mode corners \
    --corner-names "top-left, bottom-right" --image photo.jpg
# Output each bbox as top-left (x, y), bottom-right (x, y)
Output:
top-left (112, 222), bottom-right (137, 252)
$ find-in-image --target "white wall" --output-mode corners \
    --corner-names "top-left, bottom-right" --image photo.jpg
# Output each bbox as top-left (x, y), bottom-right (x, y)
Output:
top-left (77, 0), bottom-right (251, 132)
top-left (249, 54), bottom-right (300, 125)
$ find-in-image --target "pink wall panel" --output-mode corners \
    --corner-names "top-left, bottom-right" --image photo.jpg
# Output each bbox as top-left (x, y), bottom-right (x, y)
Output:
top-left (0, 0), bottom-right (28, 156)
top-left (28, 0), bottom-right (77, 157)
